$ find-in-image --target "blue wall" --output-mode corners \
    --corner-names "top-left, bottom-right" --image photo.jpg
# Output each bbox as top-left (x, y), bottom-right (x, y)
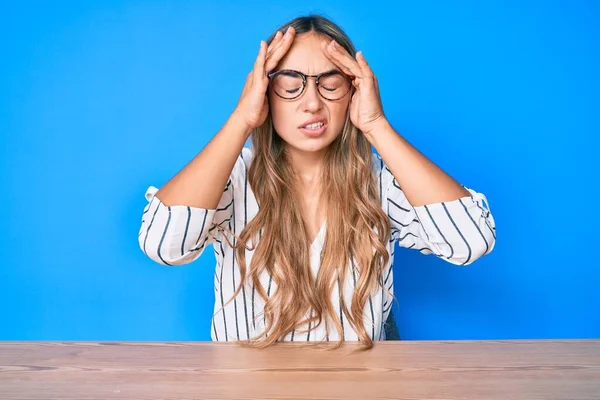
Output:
top-left (1, 0), bottom-right (598, 340)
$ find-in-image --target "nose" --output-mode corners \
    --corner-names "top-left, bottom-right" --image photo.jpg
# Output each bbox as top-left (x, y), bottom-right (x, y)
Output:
top-left (301, 78), bottom-right (324, 112)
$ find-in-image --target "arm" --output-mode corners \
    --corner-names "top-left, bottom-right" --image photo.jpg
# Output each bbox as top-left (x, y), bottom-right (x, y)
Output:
top-left (154, 113), bottom-right (250, 209)
top-left (138, 114), bottom-right (250, 266)
top-left (368, 120), bottom-right (471, 206)
top-left (138, 29), bottom-right (299, 266)
top-left (375, 146), bottom-right (496, 266)
top-left (320, 42), bottom-right (496, 265)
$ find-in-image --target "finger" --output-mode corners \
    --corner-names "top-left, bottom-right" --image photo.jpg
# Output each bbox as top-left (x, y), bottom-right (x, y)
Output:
top-left (253, 40), bottom-right (266, 72)
top-left (356, 51), bottom-right (374, 79)
top-left (320, 41), bottom-right (356, 77)
top-left (325, 40), bottom-right (363, 78)
top-left (266, 27), bottom-right (295, 64)
top-left (253, 41), bottom-right (267, 83)
top-left (320, 41), bottom-right (352, 74)
top-left (265, 26), bottom-right (296, 72)
top-left (325, 47), bottom-right (361, 78)
top-left (265, 30), bottom-right (284, 59)
top-left (355, 51), bottom-right (376, 96)
top-left (265, 31), bottom-right (289, 70)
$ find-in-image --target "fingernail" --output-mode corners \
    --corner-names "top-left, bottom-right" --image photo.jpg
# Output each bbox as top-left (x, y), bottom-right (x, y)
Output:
top-left (285, 26), bottom-right (291, 35)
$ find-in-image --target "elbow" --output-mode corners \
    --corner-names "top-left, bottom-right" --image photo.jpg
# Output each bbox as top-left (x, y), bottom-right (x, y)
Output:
top-left (137, 200), bottom-right (209, 266)
top-left (138, 228), bottom-right (169, 266)
top-left (458, 233), bottom-right (496, 266)
top-left (138, 225), bottom-right (198, 267)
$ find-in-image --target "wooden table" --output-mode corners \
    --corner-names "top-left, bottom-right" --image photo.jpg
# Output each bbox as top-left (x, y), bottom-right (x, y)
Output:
top-left (1, 340), bottom-right (599, 399)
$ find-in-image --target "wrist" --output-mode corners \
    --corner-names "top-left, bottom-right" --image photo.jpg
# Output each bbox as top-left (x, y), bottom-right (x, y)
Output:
top-left (363, 116), bottom-right (391, 140)
top-left (229, 110), bottom-right (254, 139)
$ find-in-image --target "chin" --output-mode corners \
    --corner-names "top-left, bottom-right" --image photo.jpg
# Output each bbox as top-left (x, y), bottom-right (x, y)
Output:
top-left (278, 127), bottom-right (339, 153)
top-left (297, 136), bottom-right (336, 153)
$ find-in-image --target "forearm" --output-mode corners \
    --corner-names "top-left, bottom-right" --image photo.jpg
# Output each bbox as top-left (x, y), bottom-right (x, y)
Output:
top-left (366, 119), bottom-right (471, 207)
top-left (155, 112), bottom-right (251, 209)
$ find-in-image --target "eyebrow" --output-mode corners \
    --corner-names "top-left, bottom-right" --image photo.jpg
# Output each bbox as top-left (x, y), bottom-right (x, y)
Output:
top-left (317, 68), bottom-right (341, 75)
top-left (280, 68), bottom-right (342, 76)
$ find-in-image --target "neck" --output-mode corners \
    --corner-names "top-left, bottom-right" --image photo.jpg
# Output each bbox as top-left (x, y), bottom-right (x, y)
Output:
top-left (285, 146), bottom-right (327, 186)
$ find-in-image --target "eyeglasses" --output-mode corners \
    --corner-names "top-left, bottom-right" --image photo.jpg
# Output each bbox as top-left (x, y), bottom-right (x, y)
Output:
top-left (267, 69), bottom-right (351, 101)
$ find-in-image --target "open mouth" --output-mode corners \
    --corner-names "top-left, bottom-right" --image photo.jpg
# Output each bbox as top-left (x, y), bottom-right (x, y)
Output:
top-left (298, 120), bottom-right (327, 136)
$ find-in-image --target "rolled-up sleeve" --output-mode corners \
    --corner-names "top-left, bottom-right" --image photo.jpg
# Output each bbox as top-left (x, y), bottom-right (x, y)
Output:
top-left (382, 161), bottom-right (496, 266)
top-left (138, 153), bottom-right (242, 266)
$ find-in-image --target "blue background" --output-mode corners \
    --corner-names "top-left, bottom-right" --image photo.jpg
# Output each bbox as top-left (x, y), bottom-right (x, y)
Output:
top-left (1, 0), bottom-right (598, 341)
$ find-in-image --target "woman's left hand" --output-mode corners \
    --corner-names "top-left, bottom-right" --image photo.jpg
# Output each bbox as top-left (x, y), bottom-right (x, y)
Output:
top-left (322, 40), bottom-right (386, 136)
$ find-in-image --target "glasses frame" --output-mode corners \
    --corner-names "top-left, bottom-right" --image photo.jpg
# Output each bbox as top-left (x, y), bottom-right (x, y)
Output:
top-left (267, 69), bottom-right (351, 101)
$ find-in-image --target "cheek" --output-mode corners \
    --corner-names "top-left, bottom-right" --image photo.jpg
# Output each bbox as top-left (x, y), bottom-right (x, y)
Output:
top-left (329, 102), bottom-right (350, 127)
top-left (269, 99), bottom-right (293, 132)
top-left (268, 93), bottom-right (350, 136)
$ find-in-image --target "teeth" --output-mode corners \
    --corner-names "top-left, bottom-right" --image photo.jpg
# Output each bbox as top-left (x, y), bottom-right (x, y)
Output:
top-left (304, 122), bottom-right (324, 130)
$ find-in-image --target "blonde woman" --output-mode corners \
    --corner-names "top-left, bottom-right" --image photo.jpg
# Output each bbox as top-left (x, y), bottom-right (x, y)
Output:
top-left (138, 14), bottom-right (496, 349)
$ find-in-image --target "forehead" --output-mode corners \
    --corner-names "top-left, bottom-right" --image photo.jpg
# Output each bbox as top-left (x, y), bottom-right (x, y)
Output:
top-left (275, 32), bottom-right (336, 74)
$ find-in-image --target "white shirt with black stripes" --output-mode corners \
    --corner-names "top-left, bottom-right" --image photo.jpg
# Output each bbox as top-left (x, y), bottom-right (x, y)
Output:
top-left (138, 147), bottom-right (496, 342)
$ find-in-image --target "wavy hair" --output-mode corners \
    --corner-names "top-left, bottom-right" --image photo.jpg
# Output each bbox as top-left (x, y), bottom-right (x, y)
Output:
top-left (215, 14), bottom-right (393, 350)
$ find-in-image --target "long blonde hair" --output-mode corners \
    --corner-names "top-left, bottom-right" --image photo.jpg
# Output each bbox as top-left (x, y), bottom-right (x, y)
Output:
top-left (217, 14), bottom-right (392, 350)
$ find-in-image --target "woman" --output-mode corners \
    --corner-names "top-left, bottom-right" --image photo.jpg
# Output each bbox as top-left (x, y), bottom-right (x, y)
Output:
top-left (138, 14), bottom-right (496, 349)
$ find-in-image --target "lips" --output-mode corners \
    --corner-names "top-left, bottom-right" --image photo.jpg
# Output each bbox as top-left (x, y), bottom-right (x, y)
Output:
top-left (298, 117), bottom-right (327, 128)
top-left (298, 122), bottom-right (327, 137)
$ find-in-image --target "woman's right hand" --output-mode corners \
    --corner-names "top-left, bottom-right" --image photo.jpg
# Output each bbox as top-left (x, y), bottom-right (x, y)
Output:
top-left (233, 26), bottom-right (296, 133)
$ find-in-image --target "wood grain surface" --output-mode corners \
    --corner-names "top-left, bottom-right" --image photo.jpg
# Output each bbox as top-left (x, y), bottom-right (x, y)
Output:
top-left (1, 340), bottom-right (599, 399)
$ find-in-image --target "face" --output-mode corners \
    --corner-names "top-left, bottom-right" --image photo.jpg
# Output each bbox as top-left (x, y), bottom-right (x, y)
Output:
top-left (268, 32), bottom-right (351, 156)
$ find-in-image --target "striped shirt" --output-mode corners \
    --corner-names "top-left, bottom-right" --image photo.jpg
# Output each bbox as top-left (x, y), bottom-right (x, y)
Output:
top-left (138, 147), bottom-right (496, 342)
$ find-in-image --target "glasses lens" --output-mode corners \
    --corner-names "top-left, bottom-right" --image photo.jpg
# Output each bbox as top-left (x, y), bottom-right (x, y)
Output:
top-left (318, 72), bottom-right (350, 100)
top-left (271, 71), bottom-right (304, 99)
